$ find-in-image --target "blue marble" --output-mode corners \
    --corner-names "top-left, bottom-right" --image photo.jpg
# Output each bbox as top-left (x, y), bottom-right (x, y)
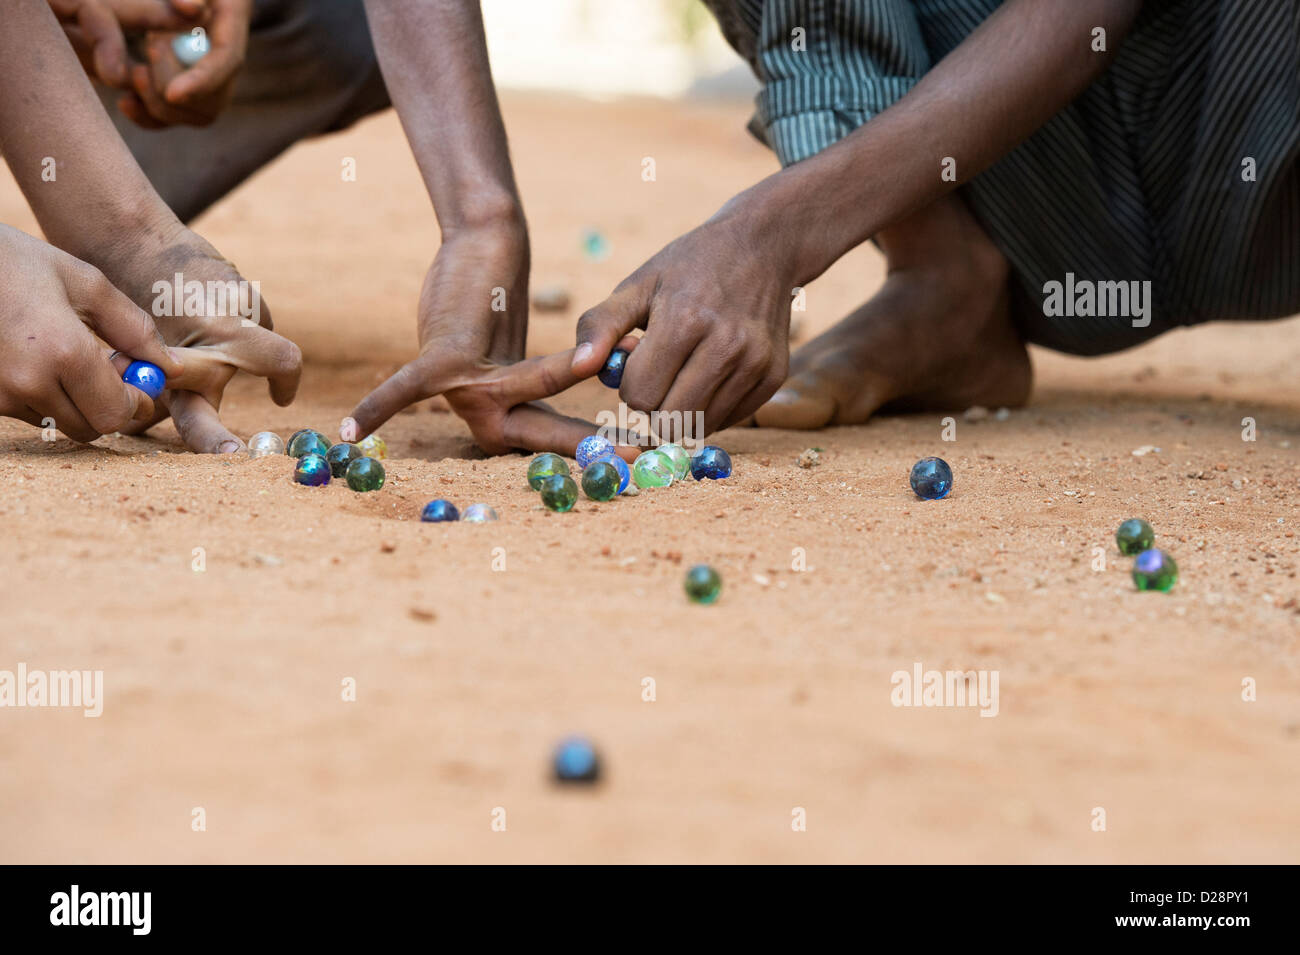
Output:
top-left (293, 452), bottom-right (331, 487)
top-left (690, 445), bottom-right (732, 481)
top-left (421, 499), bottom-right (460, 523)
top-left (591, 453), bottom-right (630, 494)
top-left (909, 457), bottom-right (953, 500)
top-left (553, 736), bottom-right (600, 782)
top-left (575, 434), bottom-right (615, 469)
top-left (598, 348), bottom-right (629, 389)
top-left (122, 361), bottom-right (165, 400)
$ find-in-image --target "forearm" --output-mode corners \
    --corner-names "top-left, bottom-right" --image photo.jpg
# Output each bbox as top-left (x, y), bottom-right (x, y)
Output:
top-left (740, 0), bottom-right (1144, 283)
top-left (0, 0), bottom-right (177, 265)
top-left (362, 0), bottom-right (524, 238)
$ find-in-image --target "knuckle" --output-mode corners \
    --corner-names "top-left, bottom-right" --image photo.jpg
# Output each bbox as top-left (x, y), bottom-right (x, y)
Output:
top-left (575, 308), bottom-right (605, 341)
top-left (620, 384), bottom-right (654, 413)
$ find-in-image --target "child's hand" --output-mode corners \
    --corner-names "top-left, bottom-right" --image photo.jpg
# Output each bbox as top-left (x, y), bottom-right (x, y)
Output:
top-left (50, 0), bottom-right (250, 128)
top-left (570, 205), bottom-right (793, 435)
top-left (349, 226), bottom-right (637, 458)
top-left (49, 0), bottom-right (206, 88)
top-left (122, 0), bottom-right (250, 129)
top-left (0, 223), bottom-right (182, 442)
top-left (103, 223), bottom-right (302, 452)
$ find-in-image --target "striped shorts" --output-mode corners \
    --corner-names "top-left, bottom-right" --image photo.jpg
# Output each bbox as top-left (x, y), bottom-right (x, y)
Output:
top-left (703, 0), bottom-right (1300, 355)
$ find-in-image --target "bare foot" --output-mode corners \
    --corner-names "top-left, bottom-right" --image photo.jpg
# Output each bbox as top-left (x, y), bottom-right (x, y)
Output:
top-left (754, 196), bottom-right (1031, 429)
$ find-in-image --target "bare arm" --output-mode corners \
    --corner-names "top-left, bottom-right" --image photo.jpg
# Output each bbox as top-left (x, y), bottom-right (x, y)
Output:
top-left (351, 1), bottom-right (628, 458)
top-left (749, 0), bottom-right (1145, 283)
top-left (571, 0), bottom-right (1146, 432)
top-left (0, 0), bottom-right (178, 263)
top-left (362, 0), bottom-right (524, 236)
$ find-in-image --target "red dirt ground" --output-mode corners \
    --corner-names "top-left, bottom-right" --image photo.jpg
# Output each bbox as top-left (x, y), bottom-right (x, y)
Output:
top-left (1, 93), bottom-right (1297, 863)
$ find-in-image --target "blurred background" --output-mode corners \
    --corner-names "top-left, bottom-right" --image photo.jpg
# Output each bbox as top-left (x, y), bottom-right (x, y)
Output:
top-left (481, 0), bottom-right (757, 98)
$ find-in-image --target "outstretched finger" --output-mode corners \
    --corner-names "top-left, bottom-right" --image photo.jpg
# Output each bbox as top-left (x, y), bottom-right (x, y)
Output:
top-left (348, 354), bottom-right (451, 439)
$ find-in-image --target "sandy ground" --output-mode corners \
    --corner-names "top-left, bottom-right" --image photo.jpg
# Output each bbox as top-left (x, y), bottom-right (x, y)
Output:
top-left (1, 93), bottom-right (1298, 864)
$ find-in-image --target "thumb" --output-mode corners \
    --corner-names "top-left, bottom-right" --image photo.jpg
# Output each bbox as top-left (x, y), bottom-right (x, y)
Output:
top-left (572, 277), bottom-right (652, 377)
top-left (63, 264), bottom-right (183, 380)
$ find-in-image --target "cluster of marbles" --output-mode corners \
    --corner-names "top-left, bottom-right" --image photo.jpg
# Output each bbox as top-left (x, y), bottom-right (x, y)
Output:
top-left (909, 456), bottom-right (953, 500)
top-left (598, 348), bottom-right (629, 388)
top-left (1114, 519), bottom-right (1178, 593)
top-left (553, 736), bottom-right (600, 783)
top-left (280, 429), bottom-right (386, 493)
top-left (247, 431), bottom-right (285, 459)
top-left (420, 500), bottom-right (497, 523)
top-left (122, 360), bottom-right (166, 400)
top-left (684, 564), bottom-right (722, 605)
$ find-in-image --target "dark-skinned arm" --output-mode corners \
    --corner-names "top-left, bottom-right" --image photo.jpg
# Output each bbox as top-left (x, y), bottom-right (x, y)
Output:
top-left (350, 0), bottom-right (636, 458)
top-left (572, 0), bottom-right (1145, 433)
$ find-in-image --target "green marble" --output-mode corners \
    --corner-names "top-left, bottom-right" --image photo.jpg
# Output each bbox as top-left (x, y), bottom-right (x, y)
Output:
top-left (345, 456), bottom-right (385, 492)
top-left (527, 452), bottom-right (571, 490)
top-left (539, 474), bottom-right (578, 512)
top-left (326, 442), bottom-right (363, 477)
top-left (1115, 518), bottom-right (1155, 556)
top-left (684, 564), bottom-right (722, 604)
top-left (658, 443), bottom-right (691, 481)
top-left (581, 460), bottom-right (620, 501)
top-left (632, 449), bottom-right (675, 489)
top-left (287, 428), bottom-right (331, 458)
top-left (1132, 549), bottom-right (1178, 593)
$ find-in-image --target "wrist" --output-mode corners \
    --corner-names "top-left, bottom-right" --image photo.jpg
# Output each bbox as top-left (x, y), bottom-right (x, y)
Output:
top-left (56, 189), bottom-right (182, 278)
top-left (438, 192), bottom-right (527, 243)
top-left (714, 173), bottom-right (834, 286)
